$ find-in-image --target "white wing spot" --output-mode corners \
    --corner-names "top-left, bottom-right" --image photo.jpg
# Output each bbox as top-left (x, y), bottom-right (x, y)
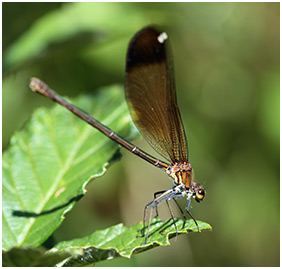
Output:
top-left (157, 32), bottom-right (168, 43)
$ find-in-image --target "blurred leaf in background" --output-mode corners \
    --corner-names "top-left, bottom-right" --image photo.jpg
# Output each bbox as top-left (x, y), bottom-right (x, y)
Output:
top-left (2, 2), bottom-right (279, 266)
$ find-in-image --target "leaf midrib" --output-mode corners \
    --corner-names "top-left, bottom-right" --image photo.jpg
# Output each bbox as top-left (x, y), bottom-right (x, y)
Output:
top-left (18, 100), bottom-right (128, 245)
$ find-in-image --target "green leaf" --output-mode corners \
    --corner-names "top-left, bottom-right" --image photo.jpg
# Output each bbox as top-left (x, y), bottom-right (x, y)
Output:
top-left (3, 247), bottom-right (70, 267)
top-left (2, 84), bottom-right (138, 251)
top-left (4, 2), bottom-right (166, 70)
top-left (52, 218), bottom-right (212, 266)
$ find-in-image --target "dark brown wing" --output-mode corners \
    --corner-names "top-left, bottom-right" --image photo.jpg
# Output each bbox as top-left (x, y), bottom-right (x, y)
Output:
top-left (125, 26), bottom-right (188, 163)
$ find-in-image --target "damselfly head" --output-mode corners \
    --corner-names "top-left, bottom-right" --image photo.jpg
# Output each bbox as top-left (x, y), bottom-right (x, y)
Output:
top-left (191, 182), bottom-right (205, 203)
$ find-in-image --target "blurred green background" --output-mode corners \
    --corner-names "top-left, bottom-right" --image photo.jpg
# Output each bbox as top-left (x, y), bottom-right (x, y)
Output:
top-left (3, 2), bottom-right (279, 266)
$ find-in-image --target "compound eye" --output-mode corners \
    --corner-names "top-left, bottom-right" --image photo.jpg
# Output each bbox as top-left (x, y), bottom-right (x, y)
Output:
top-left (196, 188), bottom-right (205, 202)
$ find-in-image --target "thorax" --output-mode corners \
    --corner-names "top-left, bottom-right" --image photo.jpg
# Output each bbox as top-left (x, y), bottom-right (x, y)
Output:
top-left (166, 162), bottom-right (193, 189)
